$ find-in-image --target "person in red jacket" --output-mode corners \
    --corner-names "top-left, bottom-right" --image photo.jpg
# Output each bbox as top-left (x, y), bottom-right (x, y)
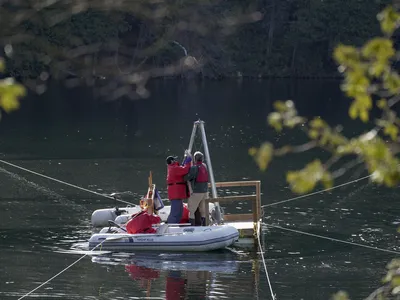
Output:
top-left (126, 210), bottom-right (161, 234)
top-left (166, 153), bottom-right (192, 224)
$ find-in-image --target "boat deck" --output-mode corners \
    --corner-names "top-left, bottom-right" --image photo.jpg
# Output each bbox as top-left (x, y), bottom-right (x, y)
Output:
top-left (224, 221), bottom-right (260, 248)
top-left (225, 221), bottom-right (254, 230)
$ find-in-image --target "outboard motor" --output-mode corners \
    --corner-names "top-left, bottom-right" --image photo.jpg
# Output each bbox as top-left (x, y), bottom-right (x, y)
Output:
top-left (210, 206), bottom-right (224, 224)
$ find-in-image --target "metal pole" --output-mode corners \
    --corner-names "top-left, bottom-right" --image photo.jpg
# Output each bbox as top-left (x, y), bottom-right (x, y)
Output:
top-left (198, 120), bottom-right (223, 224)
top-left (187, 122), bottom-right (198, 154)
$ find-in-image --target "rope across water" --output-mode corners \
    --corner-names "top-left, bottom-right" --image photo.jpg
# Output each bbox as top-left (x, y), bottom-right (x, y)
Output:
top-left (17, 241), bottom-right (109, 300)
top-left (0, 160), bottom-right (137, 207)
top-left (262, 174), bottom-right (372, 208)
top-left (264, 224), bottom-right (400, 256)
top-left (257, 221), bottom-right (277, 300)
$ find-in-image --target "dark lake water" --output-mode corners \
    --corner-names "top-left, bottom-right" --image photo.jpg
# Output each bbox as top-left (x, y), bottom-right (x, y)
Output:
top-left (0, 79), bottom-right (399, 300)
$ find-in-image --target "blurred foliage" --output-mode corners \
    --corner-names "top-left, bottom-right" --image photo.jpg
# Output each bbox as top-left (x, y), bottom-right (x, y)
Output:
top-left (250, 4), bottom-right (400, 300)
top-left (0, 58), bottom-right (25, 116)
top-left (250, 4), bottom-right (400, 195)
top-left (0, 0), bottom-right (258, 98)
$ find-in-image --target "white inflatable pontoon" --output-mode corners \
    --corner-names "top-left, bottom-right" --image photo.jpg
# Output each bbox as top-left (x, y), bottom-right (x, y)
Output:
top-left (91, 203), bottom-right (220, 227)
top-left (88, 224), bottom-right (239, 252)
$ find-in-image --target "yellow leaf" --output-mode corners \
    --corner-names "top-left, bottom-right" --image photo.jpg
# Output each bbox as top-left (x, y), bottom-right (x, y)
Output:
top-left (359, 109), bottom-right (369, 122)
top-left (333, 45), bottom-right (360, 68)
top-left (248, 147), bottom-right (257, 156)
top-left (383, 270), bottom-right (394, 283)
top-left (332, 291), bottom-right (349, 300)
top-left (377, 98), bottom-right (387, 109)
top-left (384, 124), bottom-right (399, 141)
top-left (0, 78), bottom-right (26, 113)
top-left (347, 94), bottom-right (372, 122)
top-left (349, 103), bottom-right (358, 119)
top-left (273, 101), bottom-right (287, 112)
top-left (310, 117), bottom-right (327, 129)
top-left (285, 116), bottom-right (305, 128)
top-left (320, 132), bottom-right (329, 145)
top-left (377, 6), bottom-right (400, 36)
top-left (0, 93), bottom-right (20, 113)
top-left (308, 129), bottom-right (319, 139)
top-left (286, 171), bottom-right (297, 182)
top-left (392, 276), bottom-right (400, 287)
top-left (254, 142), bottom-right (274, 171)
top-left (384, 71), bottom-right (400, 94)
top-left (342, 71), bottom-right (370, 98)
top-left (286, 160), bottom-right (331, 194)
top-left (329, 132), bottom-right (348, 147)
top-left (357, 94), bottom-right (372, 109)
top-left (387, 259), bottom-right (400, 270)
top-left (267, 112), bottom-right (282, 132)
top-left (369, 61), bottom-right (387, 77)
top-left (362, 38), bottom-right (395, 61)
top-left (321, 172), bottom-right (333, 189)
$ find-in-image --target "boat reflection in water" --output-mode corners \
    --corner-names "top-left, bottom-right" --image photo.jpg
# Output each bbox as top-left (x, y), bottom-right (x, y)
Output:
top-left (92, 251), bottom-right (240, 299)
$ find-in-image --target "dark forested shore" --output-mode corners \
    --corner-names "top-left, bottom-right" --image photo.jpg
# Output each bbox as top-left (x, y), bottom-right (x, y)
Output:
top-left (0, 0), bottom-right (393, 83)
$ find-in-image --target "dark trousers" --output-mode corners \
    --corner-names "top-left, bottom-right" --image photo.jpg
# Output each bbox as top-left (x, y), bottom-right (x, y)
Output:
top-left (167, 199), bottom-right (183, 224)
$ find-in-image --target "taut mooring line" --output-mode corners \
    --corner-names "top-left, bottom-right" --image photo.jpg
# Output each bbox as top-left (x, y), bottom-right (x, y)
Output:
top-left (257, 221), bottom-right (277, 300)
top-left (262, 174), bottom-right (372, 208)
top-left (0, 160), bottom-right (137, 206)
top-left (265, 224), bottom-right (400, 255)
top-left (17, 241), bottom-right (108, 300)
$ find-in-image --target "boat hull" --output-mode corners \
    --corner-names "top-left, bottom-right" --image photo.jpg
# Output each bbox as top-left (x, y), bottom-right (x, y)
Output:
top-left (88, 225), bottom-right (239, 252)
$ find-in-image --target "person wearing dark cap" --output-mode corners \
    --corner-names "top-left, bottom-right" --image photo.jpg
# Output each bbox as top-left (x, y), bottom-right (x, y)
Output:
top-left (184, 151), bottom-right (209, 226)
top-left (166, 151), bottom-right (192, 224)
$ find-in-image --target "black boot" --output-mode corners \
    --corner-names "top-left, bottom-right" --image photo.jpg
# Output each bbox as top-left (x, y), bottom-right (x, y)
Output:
top-left (189, 218), bottom-right (195, 226)
top-left (194, 209), bottom-right (202, 226)
top-left (201, 217), bottom-right (206, 226)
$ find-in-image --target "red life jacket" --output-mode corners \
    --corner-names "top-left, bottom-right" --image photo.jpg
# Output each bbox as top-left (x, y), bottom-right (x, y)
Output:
top-left (166, 162), bottom-right (191, 200)
top-left (196, 162), bottom-right (209, 183)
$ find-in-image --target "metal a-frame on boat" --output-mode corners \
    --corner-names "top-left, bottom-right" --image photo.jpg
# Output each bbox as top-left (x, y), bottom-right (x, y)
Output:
top-left (186, 119), bottom-right (223, 224)
top-left (187, 120), bottom-right (263, 248)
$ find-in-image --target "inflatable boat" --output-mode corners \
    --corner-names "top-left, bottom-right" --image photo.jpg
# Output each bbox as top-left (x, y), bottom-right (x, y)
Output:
top-left (88, 224), bottom-right (239, 252)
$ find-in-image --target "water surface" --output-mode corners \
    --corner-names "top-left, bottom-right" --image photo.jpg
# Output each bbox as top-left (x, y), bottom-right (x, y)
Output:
top-left (0, 79), bottom-right (399, 300)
